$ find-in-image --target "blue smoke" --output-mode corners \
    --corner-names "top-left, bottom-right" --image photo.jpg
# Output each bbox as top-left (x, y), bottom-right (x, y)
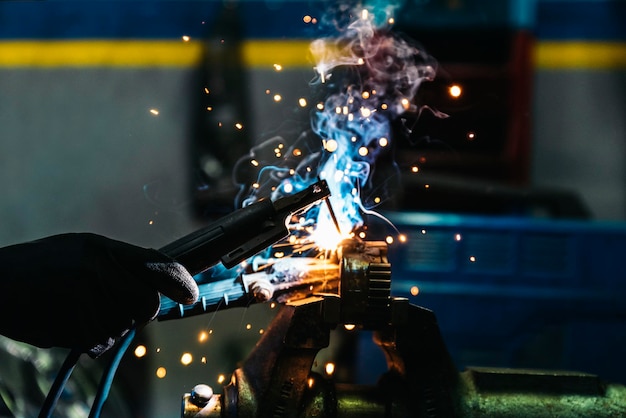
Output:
top-left (235, 2), bottom-right (438, 253)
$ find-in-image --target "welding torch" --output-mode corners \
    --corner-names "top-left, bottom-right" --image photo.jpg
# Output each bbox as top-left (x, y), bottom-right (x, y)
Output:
top-left (38, 180), bottom-right (331, 418)
top-left (157, 179), bottom-right (332, 320)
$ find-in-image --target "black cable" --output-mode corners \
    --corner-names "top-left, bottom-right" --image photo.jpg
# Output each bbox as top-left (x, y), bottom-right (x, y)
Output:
top-left (88, 326), bottom-right (137, 418)
top-left (38, 348), bottom-right (82, 418)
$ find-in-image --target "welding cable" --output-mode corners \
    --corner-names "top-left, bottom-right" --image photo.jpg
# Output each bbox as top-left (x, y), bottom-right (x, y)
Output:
top-left (38, 348), bottom-right (82, 418)
top-left (88, 326), bottom-right (137, 418)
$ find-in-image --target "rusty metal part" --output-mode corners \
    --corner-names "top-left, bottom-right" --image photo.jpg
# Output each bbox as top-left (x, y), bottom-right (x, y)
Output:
top-left (181, 240), bottom-right (626, 417)
top-left (338, 240), bottom-right (392, 328)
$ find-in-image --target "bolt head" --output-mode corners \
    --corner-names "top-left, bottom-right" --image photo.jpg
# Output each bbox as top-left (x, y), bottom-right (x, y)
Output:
top-left (191, 384), bottom-right (214, 406)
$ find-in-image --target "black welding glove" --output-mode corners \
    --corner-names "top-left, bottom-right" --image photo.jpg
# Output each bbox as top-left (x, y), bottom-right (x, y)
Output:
top-left (0, 233), bottom-right (199, 358)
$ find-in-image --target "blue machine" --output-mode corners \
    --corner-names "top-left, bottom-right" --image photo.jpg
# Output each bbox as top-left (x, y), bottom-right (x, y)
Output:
top-left (383, 211), bottom-right (626, 385)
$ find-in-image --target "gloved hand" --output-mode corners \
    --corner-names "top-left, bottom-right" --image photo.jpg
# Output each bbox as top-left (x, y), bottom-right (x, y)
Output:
top-left (0, 233), bottom-right (199, 357)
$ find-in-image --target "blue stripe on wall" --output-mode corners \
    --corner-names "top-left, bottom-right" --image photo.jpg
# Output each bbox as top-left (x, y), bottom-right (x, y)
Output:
top-left (0, 1), bottom-right (214, 39)
top-left (0, 1), bottom-right (326, 40)
top-left (1, 1), bottom-right (624, 41)
top-left (535, 0), bottom-right (626, 40)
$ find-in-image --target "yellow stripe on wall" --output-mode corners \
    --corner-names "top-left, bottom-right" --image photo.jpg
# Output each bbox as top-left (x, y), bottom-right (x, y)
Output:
top-left (2, 39), bottom-right (625, 70)
top-left (0, 40), bottom-right (205, 67)
top-left (0, 39), bottom-right (316, 69)
top-left (535, 41), bottom-right (626, 70)
top-left (241, 40), bottom-right (313, 69)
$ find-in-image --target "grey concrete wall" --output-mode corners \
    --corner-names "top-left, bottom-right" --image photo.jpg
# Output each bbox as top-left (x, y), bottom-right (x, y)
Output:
top-left (0, 68), bottom-right (201, 247)
top-left (531, 70), bottom-right (626, 220)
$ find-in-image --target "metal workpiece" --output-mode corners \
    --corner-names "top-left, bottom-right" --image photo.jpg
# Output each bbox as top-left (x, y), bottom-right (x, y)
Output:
top-left (179, 240), bottom-right (626, 417)
top-left (180, 241), bottom-right (456, 417)
top-left (338, 240), bottom-right (392, 328)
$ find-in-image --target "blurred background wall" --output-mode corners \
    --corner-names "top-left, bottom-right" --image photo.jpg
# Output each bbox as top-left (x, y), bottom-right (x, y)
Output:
top-left (531, 0), bottom-right (626, 220)
top-left (0, 0), bottom-right (624, 417)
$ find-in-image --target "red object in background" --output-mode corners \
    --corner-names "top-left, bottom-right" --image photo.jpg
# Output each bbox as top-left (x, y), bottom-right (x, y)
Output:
top-left (389, 28), bottom-right (549, 216)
